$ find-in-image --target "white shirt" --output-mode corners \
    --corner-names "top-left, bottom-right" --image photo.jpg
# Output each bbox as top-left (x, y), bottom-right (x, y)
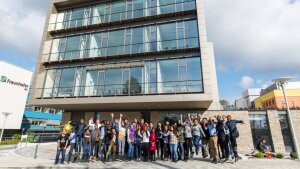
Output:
top-left (142, 131), bottom-right (150, 143)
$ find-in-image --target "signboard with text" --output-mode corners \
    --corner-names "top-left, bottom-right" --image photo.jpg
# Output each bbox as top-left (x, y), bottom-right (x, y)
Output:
top-left (0, 61), bottom-right (32, 129)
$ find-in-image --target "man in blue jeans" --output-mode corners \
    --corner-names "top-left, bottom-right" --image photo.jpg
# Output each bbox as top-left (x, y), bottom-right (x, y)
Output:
top-left (55, 129), bottom-right (69, 165)
top-left (76, 119), bottom-right (86, 155)
top-left (67, 128), bottom-right (77, 163)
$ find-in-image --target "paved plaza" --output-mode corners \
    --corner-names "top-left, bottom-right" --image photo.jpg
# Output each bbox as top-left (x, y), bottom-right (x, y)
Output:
top-left (0, 143), bottom-right (299, 169)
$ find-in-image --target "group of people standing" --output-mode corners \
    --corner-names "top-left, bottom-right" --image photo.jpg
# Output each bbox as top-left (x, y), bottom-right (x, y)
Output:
top-left (55, 113), bottom-right (244, 165)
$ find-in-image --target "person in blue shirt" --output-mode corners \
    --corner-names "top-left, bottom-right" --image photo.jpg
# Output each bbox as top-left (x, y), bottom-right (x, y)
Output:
top-left (98, 121), bottom-right (106, 159)
top-left (111, 113), bottom-right (120, 132)
top-left (207, 119), bottom-right (219, 164)
top-left (67, 128), bottom-right (78, 163)
top-left (76, 119), bottom-right (86, 155)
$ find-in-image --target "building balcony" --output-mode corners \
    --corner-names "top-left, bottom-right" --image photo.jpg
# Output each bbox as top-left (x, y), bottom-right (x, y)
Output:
top-left (34, 80), bottom-right (203, 99)
top-left (48, 0), bottom-right (196, 35)
top-left (42, 37), bottom-right (200, 64)
top-left (29, 80), bottom-right (212, 111)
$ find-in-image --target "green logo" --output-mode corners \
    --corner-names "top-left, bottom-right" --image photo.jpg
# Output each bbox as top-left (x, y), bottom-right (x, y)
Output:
top-left (0, 76), bottom-right (7, 82)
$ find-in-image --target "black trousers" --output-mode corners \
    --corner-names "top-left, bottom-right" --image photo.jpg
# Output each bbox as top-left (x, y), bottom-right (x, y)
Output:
top-left (142, 142), bottom-right (149, 160)
top-left (163, 143), bottom-right (169, 159)
top-left (230, 133), bottom-right (239, 157)
top-left (157, 139), bottom-right (164, 159)
top-left (218, 133), bottom-right (229, 158)
top-left (184, 138), bottom-right (192, 159)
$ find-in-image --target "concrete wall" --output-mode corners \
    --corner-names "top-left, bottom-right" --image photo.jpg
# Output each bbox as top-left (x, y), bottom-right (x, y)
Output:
top-left (291, 110), bottom-right (300, 153)
top-left (267, 110), bottom-right (285, 153)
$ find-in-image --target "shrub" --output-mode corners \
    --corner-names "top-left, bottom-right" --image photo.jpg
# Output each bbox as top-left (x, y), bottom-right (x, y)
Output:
top-left (276, 153), bottom-right (284, 159)
top-left (255, 151), bottom-right (264, 158)
top-left (290, 152), bottom-right (298, 159)
top-left (12, 134), bottom-right (21, 139)
top-left (0, 139), bottom-right (20, 145)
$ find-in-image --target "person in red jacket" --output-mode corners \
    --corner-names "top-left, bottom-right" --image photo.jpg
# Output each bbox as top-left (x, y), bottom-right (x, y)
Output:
top-left (149, 128), bottom-right (157, 161)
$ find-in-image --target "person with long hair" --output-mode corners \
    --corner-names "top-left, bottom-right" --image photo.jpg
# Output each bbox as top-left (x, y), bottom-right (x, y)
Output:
top-left (142, 125), bottom-right (150, 162)
top-left (177, 119), bottom-right (185, 161)
top-left (162, 125), bottom-right (179, 162)
top-left (118, 114), bottom-right (126, 157)
top-left (127, 123), bottom-right (136, 160)
top-left (134, 124), bottom-right (143, 161)
top-left (191, 119), bottom-right (206, 156)
top-left (182, 114), bottom-right (193, 161)
top-left (155, 122), bottom-right (164, 160)
top-left (162, 125), bottom-right (169, 161)
top-left (149, 128), bottom-right (157, 161)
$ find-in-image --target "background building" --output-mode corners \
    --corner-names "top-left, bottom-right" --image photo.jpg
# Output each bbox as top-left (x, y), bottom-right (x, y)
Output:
top-left (235, 88), bottom-right (262, 109)
top-left (0, 60), bottom-right (32, 130)
top-left (21, 97), bottom-right (62, 134)
top-left (254, 82), bottom-right (300, 109)
top-left (29, 0), bottom-right (221, 122)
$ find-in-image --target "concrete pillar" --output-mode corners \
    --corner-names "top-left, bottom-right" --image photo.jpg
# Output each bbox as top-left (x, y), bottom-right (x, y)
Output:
top-left (150, 111), bottom-right (160, 125)
top-left (267, 110), bottom-right (285, 153)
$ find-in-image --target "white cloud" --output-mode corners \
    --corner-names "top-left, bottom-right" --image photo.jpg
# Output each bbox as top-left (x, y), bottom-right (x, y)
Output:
top-left (238, 76), bottom-right (254, 89)
top-left (203, 0), bottom-right (300, 75)
top-left (0, 0), bottom-right (49, 58)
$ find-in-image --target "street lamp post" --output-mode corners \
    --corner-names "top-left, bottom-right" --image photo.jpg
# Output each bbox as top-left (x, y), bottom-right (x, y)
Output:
top-left (0, 112), bottom-right (12, 143)
top-left (273, 77), bottom-right (300, 160)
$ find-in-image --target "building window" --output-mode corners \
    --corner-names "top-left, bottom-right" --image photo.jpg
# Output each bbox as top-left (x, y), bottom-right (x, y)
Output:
top-left (249, 112), bottom-right (274, 152)
top-left (48, 20), bottom-right (199, 61)
top-left (52, 0), bottom-right (196, 31)
top-left (42, 57), bottom-right (202, 98)
top-left (278, 112), bottom-right (294, 153)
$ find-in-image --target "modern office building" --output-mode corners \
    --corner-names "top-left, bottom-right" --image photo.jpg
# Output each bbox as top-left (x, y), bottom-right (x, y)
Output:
top-left (254, 82), bottom-right (300, 109)
top-left (29, 0), bottom-right (220, 122)
top-left (235, 88), bottom-right (262, 109)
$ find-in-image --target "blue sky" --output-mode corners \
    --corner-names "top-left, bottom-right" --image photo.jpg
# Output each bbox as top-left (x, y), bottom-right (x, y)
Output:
top-left (0, 0), bottom-right (299, 104)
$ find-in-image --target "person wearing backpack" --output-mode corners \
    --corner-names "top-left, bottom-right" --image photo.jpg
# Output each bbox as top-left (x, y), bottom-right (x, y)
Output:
top-left (226, 115), bottom-right (244, 162)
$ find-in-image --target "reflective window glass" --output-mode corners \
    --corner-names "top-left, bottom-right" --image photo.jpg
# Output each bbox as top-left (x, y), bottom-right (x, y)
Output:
top-left (58, 68), bottom-right (75, 97)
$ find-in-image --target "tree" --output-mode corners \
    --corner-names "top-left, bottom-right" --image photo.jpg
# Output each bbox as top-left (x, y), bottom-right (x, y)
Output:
top-left (220, 100), bottom-right (229, 106)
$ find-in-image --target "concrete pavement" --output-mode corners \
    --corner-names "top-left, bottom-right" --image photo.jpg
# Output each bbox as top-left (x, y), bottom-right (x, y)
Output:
top-left (0, 142), bottom-right (299, 168)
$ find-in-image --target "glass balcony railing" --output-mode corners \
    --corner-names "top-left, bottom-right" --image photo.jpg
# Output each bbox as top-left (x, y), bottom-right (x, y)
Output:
top-left (35, 80), bottom-right (203, 99)
top-left (42, 37), bottom-right (199, 62)
top-left (48, 0), bottom-right (196, 32)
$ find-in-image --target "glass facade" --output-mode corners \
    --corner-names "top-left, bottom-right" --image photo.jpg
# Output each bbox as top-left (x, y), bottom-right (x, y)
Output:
top-left (278, 112), bottom-right (294, 153)
top-left (41, 57), bottom-right (203, 98)
top-left (45, 20), bottom-right (199, 62)
top-left (249, 113), bottom-right (274, 152)
top-left (49, 0), bottom-right (196, 30)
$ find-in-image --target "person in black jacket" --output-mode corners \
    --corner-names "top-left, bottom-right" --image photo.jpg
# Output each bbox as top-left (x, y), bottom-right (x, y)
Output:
top-left (215, 115), bottom-right (230, 160)
top-left (226, 115), bottom-right (244, 162)
top-left (201, 118), bottom-right (210, 158)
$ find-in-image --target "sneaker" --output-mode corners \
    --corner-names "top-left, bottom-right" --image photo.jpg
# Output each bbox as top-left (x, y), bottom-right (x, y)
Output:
top-left (67, 161), bottom-right (70, 164)
top-left (235, 157), bottom-right (239, 162)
